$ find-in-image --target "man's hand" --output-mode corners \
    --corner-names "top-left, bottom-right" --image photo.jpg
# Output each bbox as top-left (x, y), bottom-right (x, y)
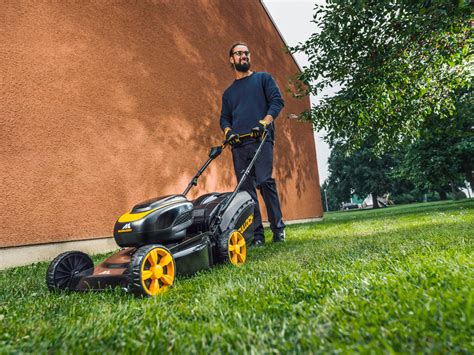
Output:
top-left (251, 120), bottom-right (269, 138)
top-left (225, 128), bottom-right (241, 146)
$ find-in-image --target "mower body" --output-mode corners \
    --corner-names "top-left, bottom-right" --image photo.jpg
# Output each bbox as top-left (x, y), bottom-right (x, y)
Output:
top-left (59, 191), bottom-right (254, 292)
top-left (47, 132), bottom-right (269, 296)
top-left (113, 194), bottom-right (194, 247)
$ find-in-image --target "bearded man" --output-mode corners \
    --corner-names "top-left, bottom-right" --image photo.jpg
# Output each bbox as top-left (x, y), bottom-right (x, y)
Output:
top-left (219, 42), bottom-right (286, 247)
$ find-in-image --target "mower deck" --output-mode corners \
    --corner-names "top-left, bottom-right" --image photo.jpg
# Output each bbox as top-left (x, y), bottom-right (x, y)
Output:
top-left (71, 232), bottom-right (214, 292)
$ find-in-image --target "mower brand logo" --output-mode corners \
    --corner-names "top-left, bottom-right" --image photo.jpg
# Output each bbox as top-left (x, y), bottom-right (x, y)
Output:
top-left (238, 215), bottom-right (253, 234)
top-left (118, 223), bottom-right (133, 233)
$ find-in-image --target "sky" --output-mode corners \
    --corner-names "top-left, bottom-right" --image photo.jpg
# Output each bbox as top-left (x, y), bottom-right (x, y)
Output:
top-left (262, 0), bottom-right (332, 184)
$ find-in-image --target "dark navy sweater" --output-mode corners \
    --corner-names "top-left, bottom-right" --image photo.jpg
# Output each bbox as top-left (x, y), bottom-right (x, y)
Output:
top-left (220, 72), bottom-right (284, 144)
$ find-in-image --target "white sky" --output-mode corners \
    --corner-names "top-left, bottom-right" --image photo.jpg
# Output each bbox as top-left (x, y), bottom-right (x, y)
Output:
top-left (262, 0), bottom-right (332, 184)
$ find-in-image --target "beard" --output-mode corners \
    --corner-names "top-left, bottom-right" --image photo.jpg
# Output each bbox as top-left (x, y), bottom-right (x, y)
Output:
top-left (234, 61), bottom-right (251, 72)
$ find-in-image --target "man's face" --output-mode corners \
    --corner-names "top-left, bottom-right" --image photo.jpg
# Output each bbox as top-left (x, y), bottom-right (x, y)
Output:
top-left (230, 45), bottom-right (251, 72)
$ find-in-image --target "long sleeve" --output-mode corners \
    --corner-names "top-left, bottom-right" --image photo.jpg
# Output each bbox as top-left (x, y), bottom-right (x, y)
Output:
top-left (220, 95), bottom-right (232, 131)
top-left (264, 74), bottom-right (285, 119)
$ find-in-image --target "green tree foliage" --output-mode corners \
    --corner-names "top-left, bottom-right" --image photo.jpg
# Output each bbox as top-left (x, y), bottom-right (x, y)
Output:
top-left (326, 141), bottom-right (394, 208)
top-left (454, 89), bottom-right (474, 188)
top-left (396, 89), bottom-right (474, 198)
top-left (325, 145), bottom-right (352, 208)
top-left (290, 0), bottom-right (472, 149)
top-left (325, 89), bottom-right (472, 207)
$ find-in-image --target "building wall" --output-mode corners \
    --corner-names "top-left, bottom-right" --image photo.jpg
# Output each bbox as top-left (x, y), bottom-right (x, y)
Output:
top-left (0, 0), bottom-right (322, 248)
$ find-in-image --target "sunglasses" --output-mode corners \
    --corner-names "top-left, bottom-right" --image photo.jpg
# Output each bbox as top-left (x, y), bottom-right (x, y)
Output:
top-left (232, 50), bottom-right (250, 57)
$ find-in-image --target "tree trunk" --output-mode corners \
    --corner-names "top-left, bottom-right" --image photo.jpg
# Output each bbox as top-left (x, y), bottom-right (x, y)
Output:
top-left (461, 162), bottom-right (473, 193)
top-left (468, 171), bottom-right (474, 194)
top-left (372, 192), bottom-right (380, 209)
top-left (439, 191), bottom-right (447, 200)
top-left (450, 181), bottom-right (456, 195)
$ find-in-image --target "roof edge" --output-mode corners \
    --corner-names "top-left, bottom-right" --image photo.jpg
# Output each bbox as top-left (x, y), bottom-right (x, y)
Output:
top-left (259, 0), bottom-right (304, 74)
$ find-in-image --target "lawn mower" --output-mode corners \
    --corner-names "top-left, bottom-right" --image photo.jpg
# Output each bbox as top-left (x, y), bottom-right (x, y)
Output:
top-left (46, 131), bottom-right (268, 297)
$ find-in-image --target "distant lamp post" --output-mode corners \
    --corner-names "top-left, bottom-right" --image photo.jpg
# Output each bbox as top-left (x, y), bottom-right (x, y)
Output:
top-left (324, 189), bottom-right (329, 212)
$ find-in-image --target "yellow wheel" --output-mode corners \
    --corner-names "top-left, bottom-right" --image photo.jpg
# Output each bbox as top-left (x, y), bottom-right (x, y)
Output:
top-left (228, 230), bottom-right (246, 266)
top-left (129, 245), bottom-right (175, 297)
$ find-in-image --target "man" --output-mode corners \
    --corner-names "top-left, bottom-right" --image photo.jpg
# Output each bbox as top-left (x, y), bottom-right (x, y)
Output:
top-left (220, 42), bottom-right (285, 247)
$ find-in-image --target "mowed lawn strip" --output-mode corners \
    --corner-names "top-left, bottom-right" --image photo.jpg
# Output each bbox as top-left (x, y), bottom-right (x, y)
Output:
top-left (0, 200), bottom-right (472, 353)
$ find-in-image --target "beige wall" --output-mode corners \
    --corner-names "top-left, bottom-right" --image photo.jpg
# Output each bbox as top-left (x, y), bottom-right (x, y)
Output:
top-left (0, 0), bottom-right (322, 248)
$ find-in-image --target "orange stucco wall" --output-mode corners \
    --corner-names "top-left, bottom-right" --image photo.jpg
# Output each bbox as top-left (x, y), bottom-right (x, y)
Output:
top-left (0, 1), bottom-right (322, 247)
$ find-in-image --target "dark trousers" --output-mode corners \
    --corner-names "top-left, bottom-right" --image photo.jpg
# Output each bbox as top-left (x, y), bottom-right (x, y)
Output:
top-left (231, 141), bottom-right (285, 241)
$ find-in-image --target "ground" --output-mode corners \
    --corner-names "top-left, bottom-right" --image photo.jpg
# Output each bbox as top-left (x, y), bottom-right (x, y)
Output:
top-left (0, 200), bottom-right (472, 353)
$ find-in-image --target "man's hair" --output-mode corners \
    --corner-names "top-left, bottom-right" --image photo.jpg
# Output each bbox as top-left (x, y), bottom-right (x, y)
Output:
top-left (228, 42), bottom-right (249, 57)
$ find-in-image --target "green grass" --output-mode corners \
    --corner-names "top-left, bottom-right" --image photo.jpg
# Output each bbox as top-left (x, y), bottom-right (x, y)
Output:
top-left (1, 200), bottom-right (473, 353)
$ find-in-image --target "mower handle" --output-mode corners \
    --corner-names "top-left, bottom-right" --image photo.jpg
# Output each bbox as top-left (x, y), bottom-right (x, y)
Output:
top-left (182, 130), bottom-right (268, 196)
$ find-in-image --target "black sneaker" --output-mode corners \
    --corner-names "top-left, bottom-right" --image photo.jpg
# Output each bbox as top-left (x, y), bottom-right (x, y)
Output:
top-left (251, 239), bottom-right (264, 247)
top-left (272, 230), bottom-right (286, 243)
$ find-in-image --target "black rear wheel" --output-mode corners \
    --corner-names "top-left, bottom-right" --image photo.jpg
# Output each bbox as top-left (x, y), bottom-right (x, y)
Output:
top-left (46, 251), bottom-right (94, 291)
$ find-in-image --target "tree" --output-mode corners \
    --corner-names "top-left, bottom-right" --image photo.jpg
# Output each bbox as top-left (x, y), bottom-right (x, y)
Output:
top-left (289, 0), bottom-right (471, 150)
top-left (454, 89), bottom-right (474, 189)
top-left (396, 89), bottom-right (474, 198)
top-left (325, 89), bottom-right (473, 206)
top-left (399, 133), bottom-right (464, 200)
top-left (326, 141), bottom-right (394, 208)
top-left (325, 144), bottom-right (352, 208)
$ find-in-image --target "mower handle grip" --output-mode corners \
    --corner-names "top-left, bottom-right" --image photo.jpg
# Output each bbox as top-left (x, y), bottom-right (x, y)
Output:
top-left (209, 132), bottom-right (259, 159)
top-left (221, 131), bottom-right (264, 148)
